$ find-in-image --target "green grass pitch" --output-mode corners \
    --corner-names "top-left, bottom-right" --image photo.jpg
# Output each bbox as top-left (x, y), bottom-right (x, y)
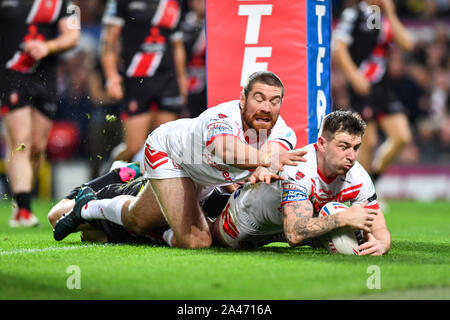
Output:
top-left (0, 199), bottom-right (449, 300)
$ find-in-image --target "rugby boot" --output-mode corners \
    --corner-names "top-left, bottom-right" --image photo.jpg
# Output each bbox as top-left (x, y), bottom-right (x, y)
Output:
top-left (53, 186), bottom-right (97, 241)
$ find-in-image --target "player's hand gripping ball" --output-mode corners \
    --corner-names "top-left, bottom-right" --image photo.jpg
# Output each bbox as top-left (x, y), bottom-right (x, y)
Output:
top-left (319, 202), bottom-right (366, 255)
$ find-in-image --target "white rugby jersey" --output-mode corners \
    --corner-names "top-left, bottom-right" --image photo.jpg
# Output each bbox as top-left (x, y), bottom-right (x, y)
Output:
top-left (146, 99), bottom-right (296, 186)
top-left (227, 143), bottom-right (379, 236)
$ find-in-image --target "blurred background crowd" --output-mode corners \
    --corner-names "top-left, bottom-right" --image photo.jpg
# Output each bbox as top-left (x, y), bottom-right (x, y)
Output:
top-left (0, 0), bottom-right (448, 196)
top-left (332, 0), bottom-right (450, 164)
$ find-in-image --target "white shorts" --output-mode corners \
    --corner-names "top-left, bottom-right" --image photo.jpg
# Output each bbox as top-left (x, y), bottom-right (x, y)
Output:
top-left (143, 141), bottom-right (189, 180)
top-left (143, 141), bottom-right (215, 202)
top-left (218, 196), bottom-right (278, 249)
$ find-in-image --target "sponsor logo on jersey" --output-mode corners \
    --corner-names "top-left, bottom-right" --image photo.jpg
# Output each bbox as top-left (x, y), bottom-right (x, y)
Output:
top-left (281, 183), bottom-right (307, 203)
top-left (207, 121), bottom-right (232, 130)
top-left (206, 122), bottom-right (233, 142)
top-left (128, 1), bottom-right (147, 11)
top-left (295, 171), bottom-right (305, 180)
top-left (367, 192), bottom-right (377, 203)
top-left (1, 0), bottom-right (19, 8)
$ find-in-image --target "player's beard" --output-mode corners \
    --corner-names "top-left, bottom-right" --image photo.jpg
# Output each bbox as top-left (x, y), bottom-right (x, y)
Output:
top-left (241, 102), bottom-right (278, 135)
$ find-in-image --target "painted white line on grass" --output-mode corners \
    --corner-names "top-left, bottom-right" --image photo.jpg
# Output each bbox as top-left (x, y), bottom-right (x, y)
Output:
top-left (0, 245), bottom-right (93, 256)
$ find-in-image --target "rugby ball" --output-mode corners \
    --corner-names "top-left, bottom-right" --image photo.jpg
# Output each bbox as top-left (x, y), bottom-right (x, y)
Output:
top-left (319, 202), bottom-right (366, 255)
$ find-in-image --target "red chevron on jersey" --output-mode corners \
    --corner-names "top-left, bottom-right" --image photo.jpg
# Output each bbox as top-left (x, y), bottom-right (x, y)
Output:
top-left (337, 184), bottom-right (362, 202)
top-left (6, 52), bottom-right (37, 73)
top-left (152, 0), bottom-right (181, 29)
top-left (314, 184), bottom-right (362, 203)
top-left (26, 0), bottom-right (63, 24)
top-left (221, 203), bottom-right (239, 239)
top-left (126, 27), bottom-right (165, 77)
top-left (126, 52), bottom-right (163, 77)
top-left (311, 184), bottom-right (362, 212)
top-left (6, 25), bottom-right (45, 73)
top-left (144, 144), bottom-right (168, 170)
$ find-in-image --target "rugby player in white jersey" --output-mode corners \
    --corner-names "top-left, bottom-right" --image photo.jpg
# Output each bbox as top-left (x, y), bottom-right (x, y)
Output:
top-left (211, 110), bottom-right (391, 256)
top-left (54, 71), bottom-right (307, 248)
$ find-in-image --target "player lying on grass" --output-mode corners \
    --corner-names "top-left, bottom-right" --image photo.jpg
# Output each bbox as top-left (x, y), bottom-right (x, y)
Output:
top-left (49, 112), bottom-right (390, 255)
top-left (48, 162), bottom-right (231, 244)
top-left (53, 71), bottom-right (307, 248)
top-left (210, 110), bottom-right (391, 256)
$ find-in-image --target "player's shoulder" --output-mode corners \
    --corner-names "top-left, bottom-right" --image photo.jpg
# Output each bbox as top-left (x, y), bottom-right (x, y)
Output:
top-left (347, 161), bottom-right (378, 207)
top-left (281, 144), bottom-right (317, 180)
top-left (272, 114), bottom-right (294, 133)
top-left (347, 161), bottom-right (372, 184)
top-left (333, 3), bottom-right (362, 42)
top-left (345, 161), bottom-right (377, 196)
top-left (199, 100), bottom-right (241, 122)
top-left (209, 99), bottom-right (240, 114)
top-left (153, 117), bottom-right (194, 135)
top-left (269, 115), bottom-right (297, 147)
top-left (339, 5), bottom-right (360, 22)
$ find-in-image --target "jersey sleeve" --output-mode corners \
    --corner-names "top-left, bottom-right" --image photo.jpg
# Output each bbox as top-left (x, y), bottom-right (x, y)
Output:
top-left (204, 116), bottom-right (242, 148)
top-left (332, 6), bottom-right (358, 46)
top-left (102, 0), bottom-right (125, 27)
top-left (350, 170), bottom-right (380, 210)
top-left (267, 118), bottom-right (297, 150)
top-left (280, 164), bottom-right (312, 206)
top-left (58, 1), bottom-right (76, 20)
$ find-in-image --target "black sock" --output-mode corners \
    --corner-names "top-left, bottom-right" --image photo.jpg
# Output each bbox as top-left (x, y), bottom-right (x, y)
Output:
top-left (83, 169), bottom-right (123, 192)
top-left (14, 192), bottom-right (32, 211)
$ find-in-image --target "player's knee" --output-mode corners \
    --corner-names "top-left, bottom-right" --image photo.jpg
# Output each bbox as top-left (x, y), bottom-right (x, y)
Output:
top-left (122, 201), bottom-right (153, 234)
top-left (399, 131), bottom-right (412, 146)
top-left (364, 135), bottom-right (378, 149)
top-left (391, 132), bottom-right (412, 149)
top-left (48, 199), bottom-right (74, 228)
top-left (47, 212), bottom-right (56, 228)
top-left (178, 230), bottom-right (212, 249)
top-left (47, 208), bottom-right (59, 228)
top-left (127, 212), bottom-right (155, 235)
top-left (30, 149), bottom-right (44, 165)
top-left (130, 220), bottom-right (152, 235)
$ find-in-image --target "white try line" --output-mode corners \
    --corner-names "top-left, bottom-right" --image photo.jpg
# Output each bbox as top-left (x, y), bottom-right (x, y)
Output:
top-left (0, 244), bottom-right (107, 256)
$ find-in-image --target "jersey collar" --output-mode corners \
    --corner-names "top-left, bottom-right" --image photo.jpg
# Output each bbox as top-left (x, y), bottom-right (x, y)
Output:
top-left (313, 143), bottom-right (338, 184)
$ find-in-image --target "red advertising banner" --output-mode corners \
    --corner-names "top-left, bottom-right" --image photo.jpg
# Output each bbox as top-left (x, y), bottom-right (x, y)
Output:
top-left (206, 0), bottom-right (331, 147)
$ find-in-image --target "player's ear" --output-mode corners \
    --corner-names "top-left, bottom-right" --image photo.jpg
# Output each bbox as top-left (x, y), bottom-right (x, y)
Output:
top-left (240, 90), bottom-right (246, 106)
top-left (317, 136), bottom-right (327, 151)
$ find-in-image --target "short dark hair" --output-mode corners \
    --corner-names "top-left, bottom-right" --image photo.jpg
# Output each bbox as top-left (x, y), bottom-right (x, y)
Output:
top-left (243, 71), bottom-right (284, 100)
top-left (320, 110), bottom-right (366, 139)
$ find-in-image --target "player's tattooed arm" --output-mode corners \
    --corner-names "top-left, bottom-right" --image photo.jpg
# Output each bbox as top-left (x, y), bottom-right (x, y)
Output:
top-left (101, 24), bottom-right (123, 100)
top-left (101, 25), bottom-right (121, 54)
top-left (101, 24), bottom-right (122, 74)
top-left (282, 200), bottom-right (340, 247)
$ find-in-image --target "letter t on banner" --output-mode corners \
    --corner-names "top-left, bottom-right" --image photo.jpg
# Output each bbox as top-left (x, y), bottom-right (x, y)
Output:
top-left (206, 0), bottom-right (331, 147)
